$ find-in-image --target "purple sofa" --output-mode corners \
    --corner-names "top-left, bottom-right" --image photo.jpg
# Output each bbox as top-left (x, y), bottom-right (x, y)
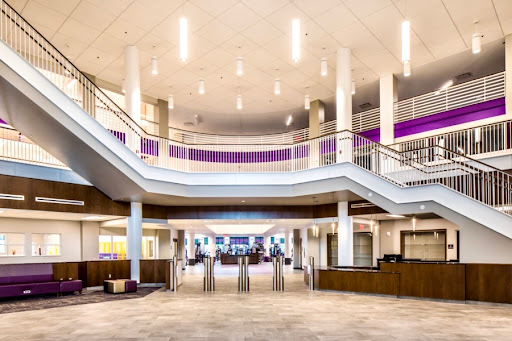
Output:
top-left (0, 263), bottom-right (81, 298)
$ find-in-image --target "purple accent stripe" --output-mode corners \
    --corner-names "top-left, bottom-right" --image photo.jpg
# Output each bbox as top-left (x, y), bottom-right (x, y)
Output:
top-left (108, 129), bottom-right (126, 144)
top-left (358, 98), bottom-right (506, 142)
top-left (0, 118), bottom-right (8, 125)
top-left (141, 138), bottom-right (159, 156)
top-left (394, 97), bottom-right (505, 138)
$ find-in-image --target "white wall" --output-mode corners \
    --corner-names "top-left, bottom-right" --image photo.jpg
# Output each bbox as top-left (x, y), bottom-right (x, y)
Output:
top-left (0, 218), bottom-right (81, 264)
top-left (459, 219), bottom-right (512, 263)
top-left (379, 218), bottom-right (459, 261)
top-left (81, 221), bottom-right (99, 261)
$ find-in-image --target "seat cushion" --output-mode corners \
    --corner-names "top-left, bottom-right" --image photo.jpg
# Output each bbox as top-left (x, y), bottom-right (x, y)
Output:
top-left (119, 279), bottom-right (137, 292)
top-left (60, 280), bottom-right (82, 293)
top-left (104, 280), bottom-right (125, 294)
top-left (0, 281), bottom-right (59, 298)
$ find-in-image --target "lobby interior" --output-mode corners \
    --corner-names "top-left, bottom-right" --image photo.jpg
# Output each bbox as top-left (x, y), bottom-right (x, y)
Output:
top-left (1, 0), bottom-right (512, 339)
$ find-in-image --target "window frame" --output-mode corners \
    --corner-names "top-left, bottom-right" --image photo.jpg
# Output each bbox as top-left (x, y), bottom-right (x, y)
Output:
top-left (31, 233), bottom-right (61, 257)
top-left (0, 232), bottom-right (25, 257)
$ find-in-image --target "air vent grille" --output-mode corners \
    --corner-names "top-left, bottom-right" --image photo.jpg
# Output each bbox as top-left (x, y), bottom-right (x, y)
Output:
top-left (455, 72), bottom-right (472, 81)
top-left (359, 103), bottom-right (372, 110)
top-left (0, 193), bottom-right (25, 200)
top-left (351, 202), bottom-right (376, 209)
top-left (35, 197), bottom-right (84, 205)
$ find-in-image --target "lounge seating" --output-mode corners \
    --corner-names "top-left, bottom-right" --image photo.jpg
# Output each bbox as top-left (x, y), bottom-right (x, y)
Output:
top-left (0, 263), bottom-right (82, 298)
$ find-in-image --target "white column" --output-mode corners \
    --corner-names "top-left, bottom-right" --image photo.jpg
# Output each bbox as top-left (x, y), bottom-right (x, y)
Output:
top-left (187, 232), bottom-right (195, 265)
top-left (124, 45), bottom-right (141, 124)
top-left (336, 48), bottom-right (352, 132)
top-left (379, 74), bottom-right (398, 145)
top-left (506, 34), bottom-right (512, 118)
top-left (337, 201), bottom-right (353, 266)
top-left (127, 202), bottom-right (142, 282)
top-left (285, 231), bottom-right (293, 259)
top-left (265, 236), bottom-right (271, 257)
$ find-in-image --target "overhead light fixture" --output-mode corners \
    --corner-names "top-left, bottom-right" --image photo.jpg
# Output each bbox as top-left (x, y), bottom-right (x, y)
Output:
top-left (472, 21), bottom-right (482, 54)
top-left (292, 19), bottom-right (300, 63)
top-left (83, 216), bottom-right (103, 220)
top-left (198, 78), bottom-right (205, 95)
top-left (320, 57), bottom-right (327, 76)
top-left (121, 79), bottom-right (126, 94)
top-left (274, 78), bottom-right (280, 95)
top-left (351, 80), bottom-right (355, 95)
top-left (286, 115), bottom-right (293, 126)
top-left (386, 214), bottom-right (406, 218)
top-left (304, 94), bottom-right (310, 110)
top-left (180, 17), bottom-right (188, 62)
top-left (331, 222), bottom-right (336, 234)
top-left (402, 20), bottom-right (411, 77)
top-left (237, 93), bottom-right (242, 110)
top-left (168, 95), bottom-right (174, 109)
top-left (412, 216), bottom-right (417, 231)
top-left (236, 57), bottom-right (243, 76)
top-left (151, 56), bottom-right (158, 75)
top-left (0, 210), bottom-right (4, 214)
top-left (435, 79), bottom-right (454, 95)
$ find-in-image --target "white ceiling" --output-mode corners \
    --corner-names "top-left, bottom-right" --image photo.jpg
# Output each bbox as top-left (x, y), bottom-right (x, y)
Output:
top-left (7, 0), bottom-right (512, 131)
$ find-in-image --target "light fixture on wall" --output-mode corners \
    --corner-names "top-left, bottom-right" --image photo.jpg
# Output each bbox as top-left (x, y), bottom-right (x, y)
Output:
top-left (472, 21), bottom-right (482, 54)
top-left (412, 216), bottom-right (417, 231)
top-left (320, 57), bottom-right (327, 76)
top-left (304, 88), bottom-right (310, 110)
top-left (274, 78), bottom-right (280, 95)
top-left (180, 17), bottom-right (188, 62)
top-left (402, 20), bottom-right (411, 77)
top-left (292, 19), bottom-right (300, 62)
top-left (286, 114), bottom-right (293, 126)
top-left (168, 95), bottom-right (174, 109)
top-left (198, 78), bottom-right (205, 95)
top-left (151, 56), bottom-right (158, 75)
top-left (236, 57), bottom-right (243, 76)
top-left (351, 80), bottom-right (355, 95)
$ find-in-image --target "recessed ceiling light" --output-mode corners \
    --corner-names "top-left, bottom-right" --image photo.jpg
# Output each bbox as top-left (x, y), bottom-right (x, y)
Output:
top-left (241, 200), bottom-right (246, 203)
top-left (386, 214), bottom-right (405, 218)
top-left (0, 210), bottom-right (4, 214)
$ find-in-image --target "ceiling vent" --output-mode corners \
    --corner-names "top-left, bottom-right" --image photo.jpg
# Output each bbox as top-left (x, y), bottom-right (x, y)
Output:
top-left (358, 103), bottom-right (372, 110)
top-left (35, 197), bottom-right (84, 205)
top-left (184, 122), bottom-right (194, 127)
top-left (351, 202), bottom-right (376, 209)
top-left (0, 193), bottom-right (24, 200)
top-left (455, 72), bottom-right (472, 81)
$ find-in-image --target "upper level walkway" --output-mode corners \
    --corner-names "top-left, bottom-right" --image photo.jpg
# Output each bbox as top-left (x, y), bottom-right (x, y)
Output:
top-left (0, 0), bottom-right (510, 240)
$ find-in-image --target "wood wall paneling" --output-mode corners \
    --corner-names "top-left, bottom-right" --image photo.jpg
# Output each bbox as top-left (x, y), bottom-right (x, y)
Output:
top-left (0, 175), bottom-right (130, 215)
top-left (140, 259), bottom-right (168, 283)
top-left (316, 269), bottom-right (399, 296)
top-left (52, 262), bottom-right (79, 280)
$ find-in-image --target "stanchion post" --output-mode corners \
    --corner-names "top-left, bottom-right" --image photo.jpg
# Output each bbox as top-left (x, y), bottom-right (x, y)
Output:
top-left (309, 256), bottom-right (314, 290)
top-left (238, 256), bottom-right (243, 292)
top-left (244, 255), bottom-right (250, 291)
top-left (272, 256), bottom-right (277, 291)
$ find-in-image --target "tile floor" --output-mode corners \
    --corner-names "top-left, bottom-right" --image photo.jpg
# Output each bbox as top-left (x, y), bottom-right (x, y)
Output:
top-left (0, 263), bottom-right (511, 340)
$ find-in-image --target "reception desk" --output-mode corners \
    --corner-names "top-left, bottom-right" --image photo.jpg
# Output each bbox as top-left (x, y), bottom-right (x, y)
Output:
top-left (220, 253), bottom-right (259, 265)
top-left (311, 262), bottom-right (512, 304)
top-left (313, 267), bottom-right (400, 296)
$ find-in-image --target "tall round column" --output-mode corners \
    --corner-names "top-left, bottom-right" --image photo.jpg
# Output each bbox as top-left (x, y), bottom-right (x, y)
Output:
top-left (336, 48), bottom-right (352, 132)
top-left (127, 202), bottom-right (142, 282)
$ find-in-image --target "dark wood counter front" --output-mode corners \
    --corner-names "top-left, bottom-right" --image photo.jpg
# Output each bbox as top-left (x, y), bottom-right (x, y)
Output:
top-left (220, 253), bottom-right (259, 264)
top-left (381, 262), bottom-right (466, 301)
top-left (465, 264), bottom-right (512, 304)
top-left (314, 267), bottom-right (399, 296)
top-left (140, 259), bottom-right (169, 284)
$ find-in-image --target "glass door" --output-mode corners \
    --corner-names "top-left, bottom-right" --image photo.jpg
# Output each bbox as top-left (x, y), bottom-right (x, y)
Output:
top-left (327, 233), bottom-right (338, 266)
top-left (353, 232), bottom-right (372, 266)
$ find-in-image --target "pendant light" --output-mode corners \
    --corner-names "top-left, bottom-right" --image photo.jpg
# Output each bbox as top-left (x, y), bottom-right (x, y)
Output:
top-left (331, 221), bottom-right (336, 234)
top-left (412, 216), bottom-right (417, 231)
top-left (237, 87), bottom-right (242, 110)
top-left (121, 79), bottom-right (126, 94)
top-left (292, 19), bottom-right (300, 62)
top-left (236, 57), bottom-right (243, 76)
top-left (274, 78), bottom-right (280, 95)
top-left (151, 56), bottom-right (158, 75)
top-left (472, 21), bottom-right (481, 54)
top-left (168, 95), bottom-right (174, 109)
top-left (402, 20), bottom-right (411, 77)
top-left (286, 114), bottom-right (292, 126)
top-left (198, 78), bottom-right (205, 95)
top-left (351, 80), bottom-right (355, 95)
top-left (320, 57), bottom-right (328, 76)
top-left (304, 87), bottom-right (310, 110)
top-left (180, 17), bottom-right (188, 62)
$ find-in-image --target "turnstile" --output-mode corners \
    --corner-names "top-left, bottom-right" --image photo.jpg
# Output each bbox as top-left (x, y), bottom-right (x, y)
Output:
top-left (238, 256), bottom-right (250, 292)
top-left (168, 256), bottom-right (178, 292)
top-left (272, 255), bottom-right (284, 291)
top-left (203, 256), bottom-right (215, 292)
